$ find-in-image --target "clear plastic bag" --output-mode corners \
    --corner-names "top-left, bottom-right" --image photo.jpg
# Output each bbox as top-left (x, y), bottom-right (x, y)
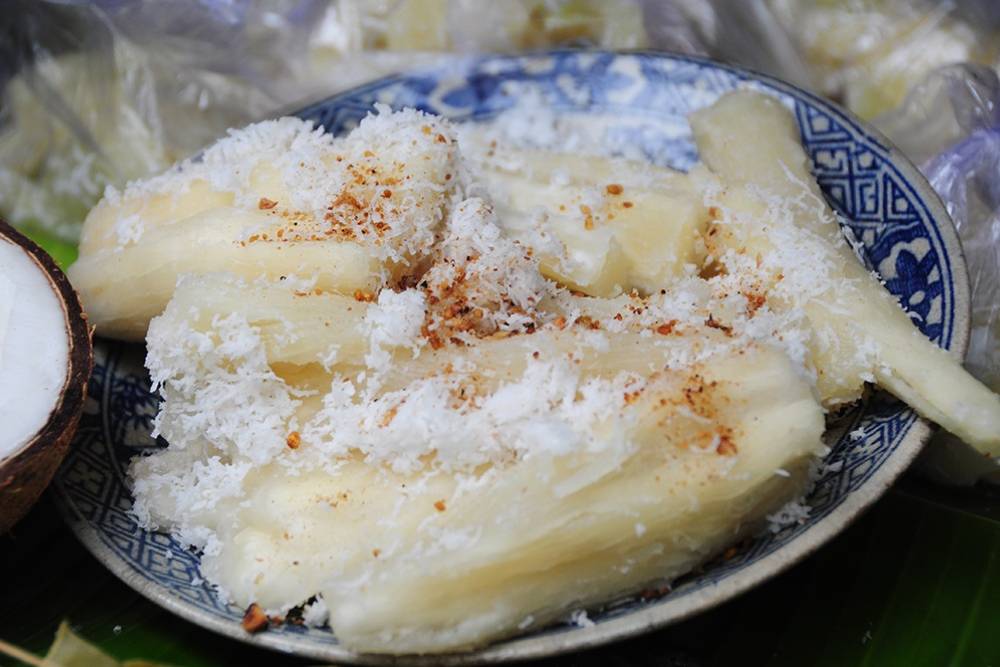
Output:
top-left (0, 0), bottom-right (307, 241)
top-left (0, 0), bottom-right (649, 242)
top-left (875, 64), bottom-right (1000, 483)
top-left (656, 0), bottom-right (1000, 120)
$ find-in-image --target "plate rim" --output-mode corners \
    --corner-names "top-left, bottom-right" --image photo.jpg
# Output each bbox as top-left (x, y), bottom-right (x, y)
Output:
top-left (54, 49), bottom-right (971, 665)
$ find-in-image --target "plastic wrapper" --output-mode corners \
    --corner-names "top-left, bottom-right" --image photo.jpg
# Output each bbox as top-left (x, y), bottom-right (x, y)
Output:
top-left (0, 0), bottom-right (646, 242)
top-left (876, 64), bottom-right (1000, 484)
top-left (659, 0), bottom-right (1000, 119)
top-left (766, 0), bottom-right (1000, 120)
top-left (0, 1), bottom-right (300, 241)
top-left (5, 0), bottom-right (999, 241)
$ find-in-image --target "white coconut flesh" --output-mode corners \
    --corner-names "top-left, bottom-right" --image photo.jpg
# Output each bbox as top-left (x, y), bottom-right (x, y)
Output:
top-left (0, 235), bottom-right (69, 460)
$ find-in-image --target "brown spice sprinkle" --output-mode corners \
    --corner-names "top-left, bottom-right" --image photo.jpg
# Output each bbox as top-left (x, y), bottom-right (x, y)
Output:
top-left (353, 289), bottom-right (376, 303)
top-left (372, 548), bottom-right (381, 558)
top-left (606, 183), bottom-right (624, 195)
top-left (622, 201), bottom-right (634, 208)
top-left (579, 204), bottom-right (595, 230)
top-left (286, 431), bottom-right (301, 450)
top-left (743, 290), bottom-right (767, 317)
top-left (716, 433), bottom-right (738, 456)
top-left (421, 322), bottom-right (445, 350)
top-left (242, 603), bottom-right (269, 634)
top-left (705, 314), bottom-right (733, 335)
top-left (258, 197), bottom-right (277, 210)
top-left (380, 405), bottom-right (399, 428)
top-left (654, 371), bottom-right (739, 454)
top-left (331, 191), bottom-right (365, 211)
top-left (655, 320), bottom-right (678, 336)
top-left (434, 500), bottom-right (447, 512)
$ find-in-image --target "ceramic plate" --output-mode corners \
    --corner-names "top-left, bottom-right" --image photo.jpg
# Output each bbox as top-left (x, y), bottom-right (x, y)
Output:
top-left (53, 51), bottom-right (968, 664)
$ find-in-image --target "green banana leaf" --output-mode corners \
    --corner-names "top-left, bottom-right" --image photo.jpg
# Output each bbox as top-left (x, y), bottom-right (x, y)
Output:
top-left (20, 224), bottom-right (78, 270)
top-left (1, 479), bottom-right (997, 666)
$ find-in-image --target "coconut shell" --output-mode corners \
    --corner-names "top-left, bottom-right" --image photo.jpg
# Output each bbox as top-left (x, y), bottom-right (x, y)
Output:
top-left (0, 219), bottom-right (93, 534)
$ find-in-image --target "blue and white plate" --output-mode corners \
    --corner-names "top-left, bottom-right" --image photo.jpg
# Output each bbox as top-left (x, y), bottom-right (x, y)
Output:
top-left (54, 51), bottom-right (968, 664)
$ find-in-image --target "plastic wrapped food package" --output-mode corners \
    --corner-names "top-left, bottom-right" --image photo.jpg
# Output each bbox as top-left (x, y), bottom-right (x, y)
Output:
top-left (4, 0), bottom-right (995, 241)
top-left (767, 0), bottom-right (1000, 119)
top-left (640, 0), bottom-right (1000, 117)
top-left (0, 1), bottom-right (301, 242)
top-left (0, 0), bottom-right (647, 242)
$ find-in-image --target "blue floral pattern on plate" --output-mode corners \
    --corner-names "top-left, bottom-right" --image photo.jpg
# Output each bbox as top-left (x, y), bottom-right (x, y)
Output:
top-left (54, 52), bottom-right (965, 663)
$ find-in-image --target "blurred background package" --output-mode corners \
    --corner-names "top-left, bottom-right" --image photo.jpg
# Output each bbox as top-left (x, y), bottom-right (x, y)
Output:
top-left (2, 0), bottom-right (1000, 482)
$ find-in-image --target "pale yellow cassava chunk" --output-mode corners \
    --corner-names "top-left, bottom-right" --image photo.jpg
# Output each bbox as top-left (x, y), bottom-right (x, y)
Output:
top-left (474, 144), bottom-right (691, 192)
top-left (194, 344), bottom-right (824, 653)
top-left (77, 178), bottom-right (234, 256)
top-left (71, 111), bottom-right (460, 341)
top-left (164, 275), bottom-right (369, 369)
top-left (481, 162), bottom-right (708, 296)
top-left (691, 90), bottom-right (1000, 455)
top-left (69, 208), bottom-right (379, 341)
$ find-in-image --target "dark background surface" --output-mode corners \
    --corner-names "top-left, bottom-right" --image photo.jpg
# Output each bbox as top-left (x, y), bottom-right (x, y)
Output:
top-left (2, 477), bottom-right (999, 666)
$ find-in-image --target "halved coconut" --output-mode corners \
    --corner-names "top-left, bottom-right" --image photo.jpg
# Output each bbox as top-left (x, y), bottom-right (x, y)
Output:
top-left (0, 220), bottom-right (92, 533)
